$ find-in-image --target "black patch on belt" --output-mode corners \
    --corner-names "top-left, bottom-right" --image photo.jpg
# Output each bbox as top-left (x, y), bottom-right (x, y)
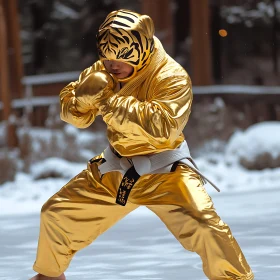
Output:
top-left (116, 165), bottom-right (140, 206)
top-left (89, 158), bottom-right (106, 164)
top-left (171, 161), bottom-right (180, 172)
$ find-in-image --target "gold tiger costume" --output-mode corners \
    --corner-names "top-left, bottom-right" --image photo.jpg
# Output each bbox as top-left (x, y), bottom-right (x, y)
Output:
top-left (33, 10), bottom-right (254, 280)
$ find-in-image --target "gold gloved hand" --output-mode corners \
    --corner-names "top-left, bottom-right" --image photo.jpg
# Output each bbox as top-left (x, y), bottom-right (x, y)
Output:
top-left (75, 70), bottom-right (116, 112)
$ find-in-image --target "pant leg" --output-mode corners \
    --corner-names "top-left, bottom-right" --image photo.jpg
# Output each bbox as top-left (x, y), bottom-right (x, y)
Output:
top-left (33, 157), bottom-right (138, 277)
top-left (130, 164), bottom-right (254, 280)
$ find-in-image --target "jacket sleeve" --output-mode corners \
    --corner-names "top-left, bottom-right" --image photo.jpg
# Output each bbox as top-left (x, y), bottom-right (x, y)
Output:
top-left (59, 61), bottom-right (103, 128)
top-left (100, 74), bottom-right (193, 146)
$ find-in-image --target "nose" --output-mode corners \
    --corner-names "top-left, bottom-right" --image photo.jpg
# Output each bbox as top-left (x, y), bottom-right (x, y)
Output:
top-left (110, 61), bottom-right (120, 70)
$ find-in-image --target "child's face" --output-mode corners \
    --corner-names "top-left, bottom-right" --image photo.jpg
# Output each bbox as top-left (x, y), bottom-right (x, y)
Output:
top-left (103, 60), bottom-right (134, 80)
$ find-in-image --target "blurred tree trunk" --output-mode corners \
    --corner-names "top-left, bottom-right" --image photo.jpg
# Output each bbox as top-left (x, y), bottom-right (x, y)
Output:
top-left (2, 0), bottom-right (23, 99)
top-left (189, 0), bottom-right (213, 85)
top-left (210, 2), bottom-right (222, 83)
top-left (272, 0), bottom-right (279, 74)
top-left (174, 0), bottom-right (190, 55)
top-left (0, 0), bottom-right (18, 147)
top-left (142, 0), bottom-right (174, 56)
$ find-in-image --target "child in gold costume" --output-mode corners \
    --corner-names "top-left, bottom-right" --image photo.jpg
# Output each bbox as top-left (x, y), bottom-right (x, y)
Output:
top-left (30, 10), bottom-right (254, 280)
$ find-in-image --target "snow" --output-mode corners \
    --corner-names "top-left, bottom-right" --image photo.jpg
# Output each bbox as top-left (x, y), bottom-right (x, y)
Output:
top-left (226, 122), bottom-right (280, 163)
top-left (21, 71), bottom-right (80, 86)
top-left (30, 157), bottom-right (86, 180)
top-left (15, 125), bottom-right (107, 166)
top-left (51, 2), bottom-right (80, 20)
top-left (221, 2), bottom-right (278, 24)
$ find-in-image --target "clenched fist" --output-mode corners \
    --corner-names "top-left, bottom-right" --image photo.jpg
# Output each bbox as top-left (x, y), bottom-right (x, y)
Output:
top-left (75, 70), bottom-right (116, 111)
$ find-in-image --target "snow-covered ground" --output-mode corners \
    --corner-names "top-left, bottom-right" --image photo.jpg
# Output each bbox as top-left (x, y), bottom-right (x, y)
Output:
top-left (0, 122), bottom-right (280, 279)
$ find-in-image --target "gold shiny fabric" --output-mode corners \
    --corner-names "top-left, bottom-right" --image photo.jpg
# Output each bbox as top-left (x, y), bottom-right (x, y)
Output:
top-left (75, 70), bottom-right (116, 111)
top-left (97, 10), bottom-right (155, 82)
top-left (33, 159), bottom-right (254, 279)
top-left (60, 38), bottom-right (191, 157)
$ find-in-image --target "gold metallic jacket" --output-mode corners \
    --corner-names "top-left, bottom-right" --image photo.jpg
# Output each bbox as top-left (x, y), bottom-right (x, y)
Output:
top-left (60, 38), bottom-right (192, 157)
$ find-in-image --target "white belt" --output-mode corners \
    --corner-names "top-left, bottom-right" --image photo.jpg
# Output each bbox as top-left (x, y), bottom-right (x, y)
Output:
top-left (98, 141), bottom-right (220, 192)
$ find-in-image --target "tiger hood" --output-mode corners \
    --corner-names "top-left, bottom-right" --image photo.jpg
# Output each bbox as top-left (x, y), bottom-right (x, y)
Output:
top-left (96, 9), bottom-right (155, 82)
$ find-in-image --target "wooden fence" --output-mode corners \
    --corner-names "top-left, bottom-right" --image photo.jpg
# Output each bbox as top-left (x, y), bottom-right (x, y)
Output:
top-left (0, 71), bottom-right (279, 149)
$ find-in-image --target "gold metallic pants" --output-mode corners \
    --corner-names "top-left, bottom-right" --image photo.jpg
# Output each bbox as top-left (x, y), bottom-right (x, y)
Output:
top-left (33, 156), bottom-right (254, 279)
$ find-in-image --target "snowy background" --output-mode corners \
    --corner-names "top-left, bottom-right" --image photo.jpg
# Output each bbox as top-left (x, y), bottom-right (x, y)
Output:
top-left (0, 121), bottom-right (280, 280)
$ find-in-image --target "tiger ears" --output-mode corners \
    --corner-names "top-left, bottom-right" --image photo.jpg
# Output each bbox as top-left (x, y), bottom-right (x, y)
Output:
top-left (138, 15), bottom-right (155, 40)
